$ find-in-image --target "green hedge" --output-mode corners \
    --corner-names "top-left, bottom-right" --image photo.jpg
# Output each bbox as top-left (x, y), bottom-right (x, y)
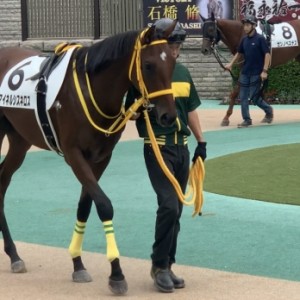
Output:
top-left (231, 60), bottom-right (300, 104)
top-left (265, 60), bottom-right (300, 103)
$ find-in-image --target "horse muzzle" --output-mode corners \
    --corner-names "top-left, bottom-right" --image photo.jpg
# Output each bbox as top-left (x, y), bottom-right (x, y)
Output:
top-left (146, 89), bottom-right (177, 127)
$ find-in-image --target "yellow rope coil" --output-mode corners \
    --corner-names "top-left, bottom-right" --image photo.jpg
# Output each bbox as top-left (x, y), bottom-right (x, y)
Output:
top-left (143, 110), bottom-right (205, 217)
top-left (84, 53), bottom-right (122, 120)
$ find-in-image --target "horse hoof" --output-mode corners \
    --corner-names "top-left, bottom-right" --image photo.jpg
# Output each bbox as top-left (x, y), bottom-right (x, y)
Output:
top-left (11, 260), bottom-right (27, 273)
top-left (221, 119), bottom-right (230, 126)
top-left (72, 270), bottom-right (93, 283)
top-left (109, 278), bottom-right (128, 295)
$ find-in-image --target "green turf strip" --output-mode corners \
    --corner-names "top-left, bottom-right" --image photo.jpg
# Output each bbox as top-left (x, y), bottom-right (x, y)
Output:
top-left (204, 143), bottom-right (300, 205)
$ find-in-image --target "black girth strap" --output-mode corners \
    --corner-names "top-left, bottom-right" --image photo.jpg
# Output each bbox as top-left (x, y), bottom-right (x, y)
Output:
top-left (35, 52), bottom-right (64, 155)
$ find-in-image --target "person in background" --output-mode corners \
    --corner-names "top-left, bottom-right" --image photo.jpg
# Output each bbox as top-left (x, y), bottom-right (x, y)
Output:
top-left (125, 18), bottom-right (207, 293)
top-left (217, 0), bottom-right (223, 18)
top-left (207, 0), bottom-right (219, 17)
top-left (225, 14), bottom-right (273, 128)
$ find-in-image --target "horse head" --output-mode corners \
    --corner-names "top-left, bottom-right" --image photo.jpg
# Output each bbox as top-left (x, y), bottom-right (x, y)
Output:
top-left (129, 21), bottom-right (178, 127)
top-left (200, 13), bottom-right (220, 55)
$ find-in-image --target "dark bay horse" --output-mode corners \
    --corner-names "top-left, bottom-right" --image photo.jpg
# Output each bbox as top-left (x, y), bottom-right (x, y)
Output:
top-left (201, 14), bottom-right (300, 125)
top-left (0, 22), bottom-right (178, 295)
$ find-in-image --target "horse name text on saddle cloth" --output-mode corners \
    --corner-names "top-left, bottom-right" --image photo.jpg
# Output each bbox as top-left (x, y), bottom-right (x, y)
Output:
top-left (257, 22), bottom-right (299, 48)
top-left (0, 47), bottom-right (76, 110)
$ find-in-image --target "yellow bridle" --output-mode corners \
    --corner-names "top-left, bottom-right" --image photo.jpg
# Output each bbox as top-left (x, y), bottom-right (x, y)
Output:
top-left (72, 28), bottom-right (174, 135)
top-left (128, 29), bottom-right (173, 105)
top-left (70, 31), bottom-right (205, 214)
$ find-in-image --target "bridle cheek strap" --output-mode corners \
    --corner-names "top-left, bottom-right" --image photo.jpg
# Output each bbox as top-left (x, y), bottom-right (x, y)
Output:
top-left (129, 28), bottom-right (174, 107)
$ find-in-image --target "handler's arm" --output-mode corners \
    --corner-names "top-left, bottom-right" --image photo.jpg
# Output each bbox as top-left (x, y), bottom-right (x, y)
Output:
top-left (188, 110), bottom-right (205, 143)
top-left (189, 110), bottom-right (207, 162)
top-left (263, 52), bottom-right (271, 72)
top-left (261, 52), bottom-right (271, 80)
top-left (225, 53), bottom-right (241, 71)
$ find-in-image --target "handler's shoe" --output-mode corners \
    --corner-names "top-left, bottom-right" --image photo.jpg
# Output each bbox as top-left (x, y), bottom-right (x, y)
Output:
top-left (169, 269), bottom-right (185, 289)
top-left (261, 107), bottom-right (274, 124)
top-left (151, 266), bottom-right (174, 293)
top-left (237, 120), bottom-right (252, 128)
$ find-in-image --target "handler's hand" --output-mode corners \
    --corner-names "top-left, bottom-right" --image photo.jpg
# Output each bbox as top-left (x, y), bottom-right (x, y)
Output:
top-left (224, 63), bottom-right (232, 72)
top-left (260, 70), bottom-right (268, 81)
top-left (192, 142), bottom-right (207, 163)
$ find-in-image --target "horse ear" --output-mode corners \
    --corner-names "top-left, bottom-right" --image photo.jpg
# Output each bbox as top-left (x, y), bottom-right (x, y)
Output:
top-left (162, 19), bottom-right (177, 40)
top-left (142, 19), bottom-right (177, 44)
top-left (199, 14), bottom-right (206, 25)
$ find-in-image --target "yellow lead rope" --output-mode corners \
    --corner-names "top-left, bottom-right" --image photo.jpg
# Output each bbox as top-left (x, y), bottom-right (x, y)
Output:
top-left (72, 59), bottom-right (131, 135)
top-left (84, 53), bottom-right (122, 120)
top-left (72, 28), bottom-right (173, 136)
top-left (68, 34), bottom-right (203, 212)
top-left (143, 110), bottom-right (205, 216)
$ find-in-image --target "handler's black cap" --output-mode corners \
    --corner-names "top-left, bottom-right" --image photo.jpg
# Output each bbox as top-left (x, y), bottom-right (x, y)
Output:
top-left (153, 18), bottom-right (186, 44)
top-left (242, 14), bottom-right (257, 25)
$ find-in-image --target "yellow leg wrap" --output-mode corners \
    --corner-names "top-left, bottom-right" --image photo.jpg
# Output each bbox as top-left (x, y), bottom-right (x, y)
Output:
top-left (68, 220), bottom-right (86, 258)
top-left (103, 220), bottom-right (120, 262)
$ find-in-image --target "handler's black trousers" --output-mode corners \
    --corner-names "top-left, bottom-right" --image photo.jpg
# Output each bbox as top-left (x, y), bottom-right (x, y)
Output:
top-left (144, 144), bottom-right (190, 269)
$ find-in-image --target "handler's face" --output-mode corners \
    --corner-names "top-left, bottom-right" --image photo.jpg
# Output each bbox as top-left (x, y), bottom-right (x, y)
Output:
top-left (243, 23), bottom-right (255, 35)
top-left (168, 43), bottom-right (181, 59)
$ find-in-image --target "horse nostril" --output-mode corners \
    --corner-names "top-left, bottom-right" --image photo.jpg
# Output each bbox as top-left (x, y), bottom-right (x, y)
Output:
top-left (160, 113), bottom-right (176, 127)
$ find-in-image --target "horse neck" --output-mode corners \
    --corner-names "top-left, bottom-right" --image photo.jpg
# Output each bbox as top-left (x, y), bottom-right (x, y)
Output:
top-left (218, 19), bottom-right (243, 54)
top-left (89, 58), bottom-right (130, 116)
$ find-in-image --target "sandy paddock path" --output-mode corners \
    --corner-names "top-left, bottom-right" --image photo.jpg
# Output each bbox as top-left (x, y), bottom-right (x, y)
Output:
top-left (0, 105), bottom-right (300, 299)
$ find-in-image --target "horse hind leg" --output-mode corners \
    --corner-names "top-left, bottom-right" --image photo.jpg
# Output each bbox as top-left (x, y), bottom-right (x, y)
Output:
top-left (0, 127), bottom-right (31, 273)
top-left (104, 223), bottom-right (128, 295)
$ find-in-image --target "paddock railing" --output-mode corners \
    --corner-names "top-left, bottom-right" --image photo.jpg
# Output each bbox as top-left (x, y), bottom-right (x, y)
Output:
top-left (22, 0), bottom-right (143, 40)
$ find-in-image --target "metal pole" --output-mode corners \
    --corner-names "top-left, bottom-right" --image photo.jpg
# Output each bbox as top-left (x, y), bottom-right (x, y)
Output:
top-left (21, 0), bottom-right (29, 41)
top-left (94, 0), bottom-right (100, 39)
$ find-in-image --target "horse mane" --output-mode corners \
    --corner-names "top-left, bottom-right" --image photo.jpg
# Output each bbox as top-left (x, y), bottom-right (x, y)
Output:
top-left (76, 30), bottom-right (139, 74)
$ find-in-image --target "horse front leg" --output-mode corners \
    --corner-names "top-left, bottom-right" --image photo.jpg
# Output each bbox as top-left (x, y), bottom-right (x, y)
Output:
top-left (66, 150), bottom-right (127, 295)
top-left (221, 85), bottom-right (239, 126)
top-left (69, 189), bottom-right (93, 282)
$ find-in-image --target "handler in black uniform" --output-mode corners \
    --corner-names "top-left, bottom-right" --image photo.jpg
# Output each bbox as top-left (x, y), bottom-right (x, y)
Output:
top-left (125, 18), bottom-right (207, 293)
